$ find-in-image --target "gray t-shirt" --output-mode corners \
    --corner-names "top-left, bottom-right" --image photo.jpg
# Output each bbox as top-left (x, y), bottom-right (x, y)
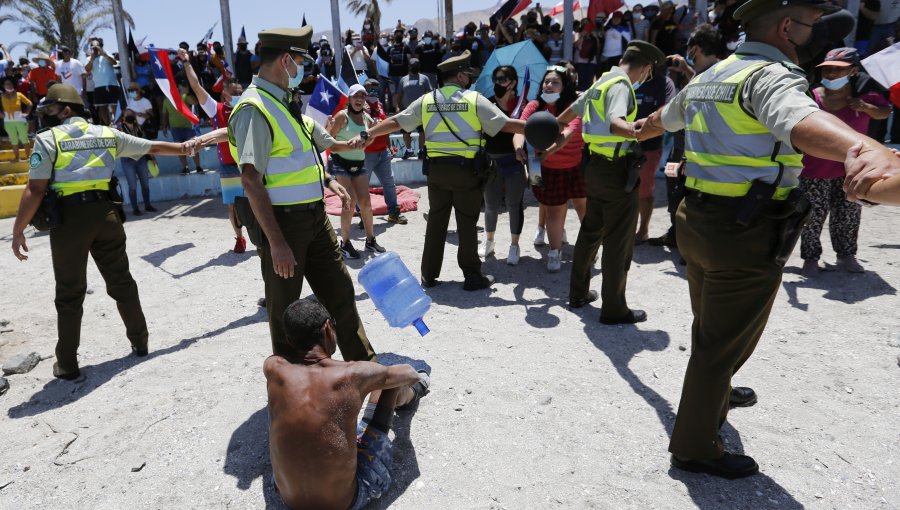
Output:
top-left (399, 74), bottom-right (433, 109)
top-left (661, 42), bottom-right (819, 149)
top-left (394, 84), bottom-right (510, 137)
top-left (28, 117), bottom-right (152, 180)
top-left (572, 66), bottom-right (635, 129)
top-left (229, 76), bottom-right (335, 173)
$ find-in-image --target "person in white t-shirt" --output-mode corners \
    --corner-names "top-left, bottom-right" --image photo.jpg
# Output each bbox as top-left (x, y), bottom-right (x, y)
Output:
top-left (54, 46), bottom-right (86, 94)
top-left (124, 83), bottom-right (153, 127)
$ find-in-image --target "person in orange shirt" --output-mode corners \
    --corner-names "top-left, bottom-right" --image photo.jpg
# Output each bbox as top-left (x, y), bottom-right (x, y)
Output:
top-left (27, 53), bottom-right (56, 99)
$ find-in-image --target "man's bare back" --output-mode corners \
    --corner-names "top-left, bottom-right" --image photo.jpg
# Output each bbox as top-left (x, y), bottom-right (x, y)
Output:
top-left (266, 299), bottom-right (428, 509)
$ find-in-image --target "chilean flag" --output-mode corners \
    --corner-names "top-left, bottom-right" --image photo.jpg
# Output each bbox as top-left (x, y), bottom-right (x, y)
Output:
top-left (548, 0), bottom-right (580, 17)
top-left (306, 76), bottom-right (347, 129)
top-left (150, 48), bottom-right (199, 125)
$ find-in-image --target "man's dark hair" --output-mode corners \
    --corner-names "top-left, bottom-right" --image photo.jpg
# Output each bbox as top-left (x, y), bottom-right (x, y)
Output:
top-left (283, 299), bottom-right (333, 352)
top-left (439, 68), bottom-right (461, 83)
top-left (620, 49), bottom-right (653, 69)
top-left (688, 23), bottom-right (726, 57)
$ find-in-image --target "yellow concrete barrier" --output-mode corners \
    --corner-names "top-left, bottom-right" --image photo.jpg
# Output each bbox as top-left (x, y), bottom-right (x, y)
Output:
top-left (0, 161), bottom-right (29, 175)
top-left (0, 173), bottom-right (28, 186)
top-left (0, 184), bottom-right (24, 218)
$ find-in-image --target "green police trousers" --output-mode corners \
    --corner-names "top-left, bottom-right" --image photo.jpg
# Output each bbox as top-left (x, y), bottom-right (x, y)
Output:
top-left (669, 194), bottom-right (783, 460)
top-left (569, 155), bottom-right (639, 318)
top-left (49, 200), bottom-right (147, 373)
top-left (421, 160), bottom-right (484, 281)
top-left (258, 201), bottom-right (377, 363)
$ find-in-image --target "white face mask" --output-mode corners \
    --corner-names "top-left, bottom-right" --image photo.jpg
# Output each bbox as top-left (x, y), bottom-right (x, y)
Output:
top-left (380, 38), bottom-right (388, 46)
top-left (541, 91), bottom-right (561, 103)
top-left (423, 37), bottom-right (432, 44)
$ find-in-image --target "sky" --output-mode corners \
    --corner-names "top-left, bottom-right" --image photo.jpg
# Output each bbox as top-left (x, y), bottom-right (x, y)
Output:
top-left (0, 0), bottom-right (494, 59)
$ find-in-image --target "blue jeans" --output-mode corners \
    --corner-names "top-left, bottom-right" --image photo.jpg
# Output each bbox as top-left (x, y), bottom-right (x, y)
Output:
top-left (122, 156), bottom-right (151, 209)
top-left (365, 148), bottom-right (399, 212)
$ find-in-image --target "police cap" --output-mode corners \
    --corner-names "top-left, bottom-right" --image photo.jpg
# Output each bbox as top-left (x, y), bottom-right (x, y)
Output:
top-left (734, 0), bottom-right (840, 21)
top-left (258, 26), bottom-right (315, 61)
top-left (43, 83), bottom-right (84, 108)
top-left (437, 50), bottom-right (474, 74)
top-left (624, 40), bottom-right (666, 70)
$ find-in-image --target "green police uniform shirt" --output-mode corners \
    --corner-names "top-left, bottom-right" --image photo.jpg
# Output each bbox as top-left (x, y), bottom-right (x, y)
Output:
top-left (660, 42), bottom-right (820, 148)
top-left (393, 84), bottom-right (510, 136)
top-left (28, 117), bottom-right (153, 180)
top-left (229, 76), bottom-right (335, 173)
top-left (571, 66), bottom-right (636, 129)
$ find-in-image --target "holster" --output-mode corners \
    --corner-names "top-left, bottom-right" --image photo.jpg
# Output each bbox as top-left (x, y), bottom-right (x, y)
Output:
top-left (109, 176), bottom-right (127, 223)
top-left (622, 143), bottom-right (646, 193)
top-left (773, 188), bottom-right (812, 266)
top-left (734, 179), bottom-right (777, 226)
top-left (234, 196), bottom-right (268, 248)
top-left (472, 148), bottom-right (488, 179)
top-left (667, 161), bottom-right (687, 214)
top-left (422, 155), bottom-right (430, 176)
top-left (30, 190), bottom-right (62, 232)
top-left (579, 145), bottom-right (590, 175)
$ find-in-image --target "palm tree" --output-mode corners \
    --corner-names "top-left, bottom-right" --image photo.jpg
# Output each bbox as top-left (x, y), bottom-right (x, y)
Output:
top-left (345, 0), bottom-right (394, 36)
top-left (0, 0), bottom-right (134, 58)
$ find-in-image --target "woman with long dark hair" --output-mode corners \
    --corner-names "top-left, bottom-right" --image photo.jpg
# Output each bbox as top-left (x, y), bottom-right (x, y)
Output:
top-left (480, 65), bottom-right (528, 265)
top-left (514, 66), bottom-right (586, 273)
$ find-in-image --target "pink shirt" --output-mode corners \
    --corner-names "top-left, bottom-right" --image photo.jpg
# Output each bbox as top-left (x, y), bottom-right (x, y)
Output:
top-left (801, 89), bottom-right (889, 179)
top-left (520, 100), bottom-right (584, 170)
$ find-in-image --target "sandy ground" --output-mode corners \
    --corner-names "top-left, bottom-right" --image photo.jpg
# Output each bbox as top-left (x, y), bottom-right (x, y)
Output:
top-left (0, 178), bottom-right (898, 510)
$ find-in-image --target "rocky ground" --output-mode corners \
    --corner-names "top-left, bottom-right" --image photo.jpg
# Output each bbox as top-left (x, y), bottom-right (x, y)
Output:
top-left (0, 181), bottom-right (898, 509)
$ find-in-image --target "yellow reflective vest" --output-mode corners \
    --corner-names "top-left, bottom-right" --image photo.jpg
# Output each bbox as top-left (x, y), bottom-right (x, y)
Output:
top-left (682, 54), bottom-right (804, 200)
top-left (229, 86), bottom-right (324, 205)
top-left (582, 71), bottom-right (637, 159)
top-left (50, 121), bottom-right (118, 196)
top-left (421, 85), bottom-right (484, 159)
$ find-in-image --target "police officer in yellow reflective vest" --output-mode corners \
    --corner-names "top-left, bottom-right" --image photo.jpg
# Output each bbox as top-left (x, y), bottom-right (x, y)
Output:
top-left (637, 0), bottom-right (899, 478)
top-left (228, 27), bottom-right (377, 363)
top-left (556, 41), bottom-right (664, 323)
top-left (352, 50), bottom-right (525, 291)
top-left (10, 84), bottom-right (189, 381)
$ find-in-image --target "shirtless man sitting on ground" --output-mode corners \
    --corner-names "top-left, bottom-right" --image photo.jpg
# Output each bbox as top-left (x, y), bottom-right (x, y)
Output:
top-left (265, 299), bottom-right (430, 510)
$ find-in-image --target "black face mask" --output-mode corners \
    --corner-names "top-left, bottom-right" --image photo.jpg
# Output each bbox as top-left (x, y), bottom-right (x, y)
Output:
top-left (794, 9), bottom-right (855, 65)
top-left (44, 112), bottom-right (64, 127)
top-left (125, 114), bottom-right (137, 123)
top-left (493, 83), bottom-right (508, 98)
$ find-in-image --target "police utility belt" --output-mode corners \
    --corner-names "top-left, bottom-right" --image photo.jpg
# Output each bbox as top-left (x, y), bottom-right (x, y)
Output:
top-left (580, 141), bottom-right (645, 193)
top-left (31, 177), bottom-right (126, 232)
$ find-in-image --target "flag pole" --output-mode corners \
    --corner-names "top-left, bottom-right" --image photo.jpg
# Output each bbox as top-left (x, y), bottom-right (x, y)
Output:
top-left (331, 0), bottom-right (343, 75)
top-left (111, 0), bottom-right (132, 90)
top-left (563, 0), bottom-right (574, 61)
top-left (444, 0), bottom-right (454, 38)
top-left (220, 0), bottom-right (235, 68)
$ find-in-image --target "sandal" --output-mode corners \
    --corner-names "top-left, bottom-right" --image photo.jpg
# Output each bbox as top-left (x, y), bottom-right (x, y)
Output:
top-left (397, 370), bottom-right (430, 411)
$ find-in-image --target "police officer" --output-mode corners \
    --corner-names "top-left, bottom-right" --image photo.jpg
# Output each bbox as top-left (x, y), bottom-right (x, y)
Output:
top-left (637, 0), bottom-right (898, 478)
top-left (351, 51), bottom-right (525, 290)
top-left (227, 26), bottom-right (377, 363)
top-left (556, 40), bottom-right (665, 323)
top-left (10, 84), bottom-right (189, 380)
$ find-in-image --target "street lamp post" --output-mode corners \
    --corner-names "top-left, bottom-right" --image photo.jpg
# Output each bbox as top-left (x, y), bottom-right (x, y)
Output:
top-left (111, 0), bottom-right (132, 90)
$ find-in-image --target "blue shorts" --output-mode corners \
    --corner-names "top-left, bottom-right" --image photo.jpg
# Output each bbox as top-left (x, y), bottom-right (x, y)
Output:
top-left (220, 163), bottom-right (244, 204)
top-left (171, 127), bottom-right (195, 143)
top-left (351, 423), bottom-right (393, 510)
top-left (329, 157), bottom-right (370, 179)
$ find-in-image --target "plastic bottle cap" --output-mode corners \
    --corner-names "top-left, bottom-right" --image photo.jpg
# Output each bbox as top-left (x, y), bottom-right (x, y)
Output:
top-left (412, 318), bottom-right (430, 336)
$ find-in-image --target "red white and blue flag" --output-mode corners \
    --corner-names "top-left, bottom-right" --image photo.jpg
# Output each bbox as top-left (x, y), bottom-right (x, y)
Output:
top-left (50, 46), bottom-right (58, 61)
top-left (306, 76), bottom-right (347, 128)
top-left (150, 47), bottom-right (199, 125)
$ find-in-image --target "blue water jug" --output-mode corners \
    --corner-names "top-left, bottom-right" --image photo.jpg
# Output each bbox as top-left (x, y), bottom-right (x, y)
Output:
top-left (358, 252), bottom-right (432, 336)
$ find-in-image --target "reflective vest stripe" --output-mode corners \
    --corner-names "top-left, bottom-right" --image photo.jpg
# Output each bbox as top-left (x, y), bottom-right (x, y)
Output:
top-left (421, 86), bottom-right (484, 159)
top-left (683, 54), bottom-right (803, 196)
top-left (581, 72), bottom-right (637, 159)
top-left (228, 86), bottom-right (324, 205)
top-left (684, 175), bottom-right (794, 200)
top-left (51, 121), bottom-right (117, 196)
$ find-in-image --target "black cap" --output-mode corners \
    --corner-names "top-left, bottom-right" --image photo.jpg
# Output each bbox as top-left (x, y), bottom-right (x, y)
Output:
top-left (258, 26), bottom-right (315, 61)
top-left (58, 45), bottom-right (71, 53)
top-left (734, 0), bottom-right (841, 21)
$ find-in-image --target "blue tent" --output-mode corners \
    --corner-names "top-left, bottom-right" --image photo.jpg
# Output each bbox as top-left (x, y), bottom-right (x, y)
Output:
top-left (474, 40), bottom-right (548, 102)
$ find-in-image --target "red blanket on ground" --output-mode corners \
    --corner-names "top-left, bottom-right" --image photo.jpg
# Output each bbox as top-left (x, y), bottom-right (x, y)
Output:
top-left (324, 186), bottom-right (421, 216)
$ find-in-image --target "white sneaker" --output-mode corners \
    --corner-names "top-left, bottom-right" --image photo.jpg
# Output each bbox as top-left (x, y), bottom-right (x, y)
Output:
top-left (533, 227), bottom-right (546, 247)
top-left (547, 249), bottom-right (561, 273)
top-left (478, 239), bottom-right (495, 258)
top-left (562, 229), bottom-right (569, 244)
top-left (506, 244), bottom-right (520, 265)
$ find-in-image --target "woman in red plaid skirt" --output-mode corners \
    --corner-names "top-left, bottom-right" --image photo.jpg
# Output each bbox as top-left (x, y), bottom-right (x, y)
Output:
top-left (514, 66), bottom-right (586, 272)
